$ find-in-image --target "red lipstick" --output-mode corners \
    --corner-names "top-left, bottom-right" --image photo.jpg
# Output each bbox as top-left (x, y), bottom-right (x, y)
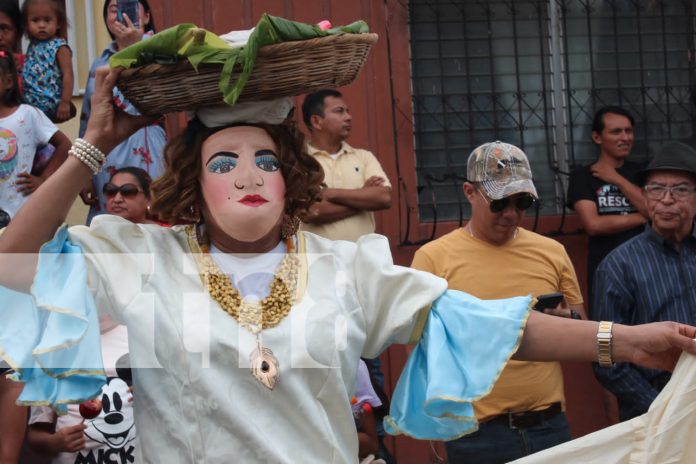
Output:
top-left (239, 195), bottom-right (268, 206)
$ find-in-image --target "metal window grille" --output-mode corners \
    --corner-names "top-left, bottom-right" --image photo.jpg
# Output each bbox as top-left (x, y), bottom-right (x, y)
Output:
top-left (408, 0), bottom-right (696, 223)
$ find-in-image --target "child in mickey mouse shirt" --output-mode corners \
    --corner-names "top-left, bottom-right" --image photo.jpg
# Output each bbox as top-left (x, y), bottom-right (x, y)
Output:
top-left (27, 323), bottom-right (140, 464)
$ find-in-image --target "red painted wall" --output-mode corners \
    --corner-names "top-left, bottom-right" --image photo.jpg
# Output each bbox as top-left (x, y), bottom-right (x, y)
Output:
top-left (146, 1), bottom-right (612, 461)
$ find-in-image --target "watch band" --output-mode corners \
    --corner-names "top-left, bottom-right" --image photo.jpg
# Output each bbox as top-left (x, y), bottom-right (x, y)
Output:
top-left (597, 321), bottom-right (614, 367)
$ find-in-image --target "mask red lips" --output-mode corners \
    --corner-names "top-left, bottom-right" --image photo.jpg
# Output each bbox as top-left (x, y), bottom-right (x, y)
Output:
top-left (239, 195), bottom-right (268, 207)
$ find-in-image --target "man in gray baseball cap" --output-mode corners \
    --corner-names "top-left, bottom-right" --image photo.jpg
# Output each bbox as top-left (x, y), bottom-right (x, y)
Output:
top-left (594, 140), bottom-right (696, 421)
top-left (462, 140), bottom-right (538, 245)
top-left (412, 141), bottom-right (585, 463)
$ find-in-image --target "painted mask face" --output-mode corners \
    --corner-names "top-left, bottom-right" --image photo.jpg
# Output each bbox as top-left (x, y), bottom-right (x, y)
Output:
top-left (199, 125), bottom-right (286, 243)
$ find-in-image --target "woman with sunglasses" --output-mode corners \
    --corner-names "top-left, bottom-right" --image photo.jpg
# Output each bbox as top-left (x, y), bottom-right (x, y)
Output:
top-left (1, 67), bottom-right (696, 462)
top-left (78, 0), bottom-right (165, 224)
top-left (103, 166), bottom-right (154, 224)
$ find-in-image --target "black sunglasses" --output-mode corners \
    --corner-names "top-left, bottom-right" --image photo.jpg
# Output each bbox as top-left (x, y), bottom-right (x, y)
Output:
top-left (479, 190), bottom-right (536, 213)
top-left (103, 183), bottom-right (143, 198)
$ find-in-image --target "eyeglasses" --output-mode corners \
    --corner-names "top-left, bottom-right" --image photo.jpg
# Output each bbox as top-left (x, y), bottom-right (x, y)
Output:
top-left (644, 184), bottom-right (696, 201)
top-left (103, 183), bottom-right (143, 198)
top-left (478, 190), bottom-right (536, 213)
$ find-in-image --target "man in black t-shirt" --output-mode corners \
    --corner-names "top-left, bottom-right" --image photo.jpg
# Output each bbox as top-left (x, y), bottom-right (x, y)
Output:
top-left (567, 106), bottom-right (648, 318)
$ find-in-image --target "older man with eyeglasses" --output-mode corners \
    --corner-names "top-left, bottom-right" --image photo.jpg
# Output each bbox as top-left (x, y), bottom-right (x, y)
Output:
top-left (592, 141), bottom-right (696, 422)
top-left (411, 141), bottom-right (586, 463)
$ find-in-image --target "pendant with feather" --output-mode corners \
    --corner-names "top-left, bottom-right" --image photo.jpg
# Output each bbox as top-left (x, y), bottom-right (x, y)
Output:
top-left (250, 344), bottom-right (279, 390)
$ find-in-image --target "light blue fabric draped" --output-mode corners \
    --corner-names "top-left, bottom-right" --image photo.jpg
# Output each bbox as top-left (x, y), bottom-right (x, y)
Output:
top-left (0, 226), bottom-right (105, 414)
top-left (384, 290), bottom-right (531, 441)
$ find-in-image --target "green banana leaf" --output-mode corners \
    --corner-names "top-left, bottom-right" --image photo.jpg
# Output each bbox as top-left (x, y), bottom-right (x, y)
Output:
top-left (110, 14), bottom-right (369, 107)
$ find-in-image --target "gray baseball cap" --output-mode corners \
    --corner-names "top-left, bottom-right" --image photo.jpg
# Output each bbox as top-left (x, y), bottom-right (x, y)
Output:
top-left (466, 141), bottom-right (538, 200)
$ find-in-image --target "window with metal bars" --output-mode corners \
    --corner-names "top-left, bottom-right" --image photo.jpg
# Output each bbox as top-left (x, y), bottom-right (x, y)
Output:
top-left (408, 0), bottom-right (696, 222)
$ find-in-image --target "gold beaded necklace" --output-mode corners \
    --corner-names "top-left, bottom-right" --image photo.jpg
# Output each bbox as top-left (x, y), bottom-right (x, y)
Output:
top-left (198, 240), bottom-right (299, 334)
top-left (194, 227), bottom-right (299, 390)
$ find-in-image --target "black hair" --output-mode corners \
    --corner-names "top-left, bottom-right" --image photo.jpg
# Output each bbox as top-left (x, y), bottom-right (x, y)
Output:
top-left (0, 0), bottom-right (22, 51)
top-left (22, 0), bottom-right (68, 38)
top-left (102, 0), bottom-right (155, 40)
top-left (0, 49), bottom-right (21, 106)
top-left (592, 106), bottom-right (635, 133)
top-left (110, 166), bottom-right (153, 198)
top-left (301, 88), bottom-right (343, 130)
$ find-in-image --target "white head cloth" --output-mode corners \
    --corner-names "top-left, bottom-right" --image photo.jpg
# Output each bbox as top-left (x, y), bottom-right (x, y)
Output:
top-left (191, 97), bottom-right (295, 127)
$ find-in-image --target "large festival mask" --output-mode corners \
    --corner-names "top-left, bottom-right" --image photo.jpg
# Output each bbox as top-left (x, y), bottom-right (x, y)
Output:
top-left (199, 125), bottom-right (287, 243)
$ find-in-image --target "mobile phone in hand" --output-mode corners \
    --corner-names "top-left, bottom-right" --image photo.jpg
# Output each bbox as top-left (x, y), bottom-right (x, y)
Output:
top-left (533, 292), bottom-right (564, 311)
top-left (117, 0), bottom-right (140, 28)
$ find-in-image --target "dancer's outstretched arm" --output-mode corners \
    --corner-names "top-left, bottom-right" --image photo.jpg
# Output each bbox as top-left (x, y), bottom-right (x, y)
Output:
top-left (515, 310), bottom-right (696, 372)
top-left (0, 67), bottom-right (153, 291)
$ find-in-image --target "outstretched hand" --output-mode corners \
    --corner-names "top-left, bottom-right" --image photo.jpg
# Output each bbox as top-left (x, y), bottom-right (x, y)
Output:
top-left (82, 67), bottom-right (159, 156)
top-left (616, 322), bottom-right (696, 372)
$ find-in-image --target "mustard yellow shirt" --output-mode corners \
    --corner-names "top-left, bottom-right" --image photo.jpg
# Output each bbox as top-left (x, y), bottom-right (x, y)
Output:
top-left (411, 227), bottom-right (583, 421)
top-left (300, 142), bottom-right (391, 242)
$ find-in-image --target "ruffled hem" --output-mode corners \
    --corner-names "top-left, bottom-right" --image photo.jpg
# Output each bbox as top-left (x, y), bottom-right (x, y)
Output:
top-left (0, 226), bottom-right (106, 414)
top-left (384, 290), bottom-right (532, 441)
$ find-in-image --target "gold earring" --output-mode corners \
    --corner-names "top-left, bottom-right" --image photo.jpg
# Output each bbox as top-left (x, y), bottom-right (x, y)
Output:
top-left (190, 204), bottom-right (201, 223)
top-left (280, 214), bottom-right (299, 239)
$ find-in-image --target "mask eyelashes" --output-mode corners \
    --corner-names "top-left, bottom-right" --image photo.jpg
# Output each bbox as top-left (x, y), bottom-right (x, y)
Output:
top-left (256, 154), bottom-right (280, 172)
top-left (208, 157), bottom-right (237, 174)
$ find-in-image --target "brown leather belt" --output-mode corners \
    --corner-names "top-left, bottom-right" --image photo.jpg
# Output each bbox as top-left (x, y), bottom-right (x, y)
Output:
top-left (485, 402), bottom-right (562, 429)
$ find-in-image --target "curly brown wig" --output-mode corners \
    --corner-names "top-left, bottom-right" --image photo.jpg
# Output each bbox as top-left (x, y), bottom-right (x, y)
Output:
top-left (151, 122), bottom-right (324, 224)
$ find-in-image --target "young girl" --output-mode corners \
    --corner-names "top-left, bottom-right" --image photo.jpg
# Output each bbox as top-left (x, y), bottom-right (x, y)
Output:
top-left (21, 0), bottom-right (74, 122)
top-left (0, 50), bottom-right (70, 219)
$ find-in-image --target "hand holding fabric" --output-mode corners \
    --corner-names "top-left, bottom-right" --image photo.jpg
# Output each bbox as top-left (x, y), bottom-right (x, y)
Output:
top-left (614, 322), bottom-right (696, 372)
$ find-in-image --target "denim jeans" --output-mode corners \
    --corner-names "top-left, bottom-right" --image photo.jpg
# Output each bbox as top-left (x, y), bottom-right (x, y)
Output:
top-left (444, 412), bottom-right (571, 464)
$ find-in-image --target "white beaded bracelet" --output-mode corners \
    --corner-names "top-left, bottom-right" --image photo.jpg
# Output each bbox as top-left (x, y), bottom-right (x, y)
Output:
top-left (70, 149), bottom-right (101, 174)
top-left (74, 138), bottom-right (106, 163)
top-left (69, 138), bottom-right (106, 175)
top-left (70, 147), bottom-right (99, 170)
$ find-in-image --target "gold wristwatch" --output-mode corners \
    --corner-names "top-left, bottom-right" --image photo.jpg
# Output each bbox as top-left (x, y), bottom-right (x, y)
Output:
top-left (597, 321), bottom-right (614, 367)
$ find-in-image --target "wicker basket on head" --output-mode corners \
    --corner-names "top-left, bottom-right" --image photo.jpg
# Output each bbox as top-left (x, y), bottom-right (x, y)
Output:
top-left (116, 32), bottom-right (379, 116)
